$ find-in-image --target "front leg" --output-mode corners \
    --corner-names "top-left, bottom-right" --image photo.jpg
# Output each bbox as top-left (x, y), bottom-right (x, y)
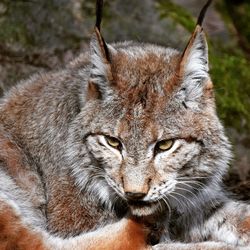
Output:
top-left (153, 241), bottom-right (249, 250)
top-left (52, 218), bottom-right (152, 250)
top-left (199, 200), bottom-right (250, 247)
top-left (153, 200), bottom-right (250, 249)
top-left (0, 198), bottom-right (151, 250)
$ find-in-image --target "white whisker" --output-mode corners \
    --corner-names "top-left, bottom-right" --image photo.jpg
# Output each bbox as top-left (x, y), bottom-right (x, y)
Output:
top-left (162, 196), bottom-right (172, 219)
top-left (175, 186), bottom-right (197, 197)
top-left (171, 191), bottom-right (198, 210)
top-left (176, 180), bottom-right (219, 209)
top-left (176, 176), bottom-right (209, 180)
top-left (167, 193), bottom-right (185, 209)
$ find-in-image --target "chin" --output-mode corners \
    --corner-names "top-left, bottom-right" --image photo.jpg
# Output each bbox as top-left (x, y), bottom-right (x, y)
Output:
top-left (129, 202), bottom-right (160, 217)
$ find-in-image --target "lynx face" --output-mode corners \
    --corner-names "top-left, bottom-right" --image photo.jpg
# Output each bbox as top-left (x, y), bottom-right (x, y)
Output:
top-left (67, 29), bottom-right (231, 217)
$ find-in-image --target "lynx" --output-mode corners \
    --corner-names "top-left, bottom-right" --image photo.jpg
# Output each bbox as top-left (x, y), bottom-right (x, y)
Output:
top-left (0, 0), bottom-right (249, 249)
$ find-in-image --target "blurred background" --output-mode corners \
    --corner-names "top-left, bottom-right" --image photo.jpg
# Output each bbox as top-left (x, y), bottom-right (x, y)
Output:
top-left (0, 0), bottom-right (249, 199)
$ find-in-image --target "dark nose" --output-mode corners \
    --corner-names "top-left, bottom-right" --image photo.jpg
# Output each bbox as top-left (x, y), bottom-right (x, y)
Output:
top-left (125, 192), bottom-right (146, 200)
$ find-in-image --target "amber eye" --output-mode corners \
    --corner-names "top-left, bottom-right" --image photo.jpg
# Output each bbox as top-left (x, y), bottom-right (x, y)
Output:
top-left (155, 139), bottom-right (174, 152)
top-left (105, 136), bottom-right (122, 150)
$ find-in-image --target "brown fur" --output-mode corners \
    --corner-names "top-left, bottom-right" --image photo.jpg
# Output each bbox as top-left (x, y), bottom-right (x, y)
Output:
top-left (111, 51), bottom-right (181, 108)
top-left (87, 81), bottom-right (102, 100)
top-left (114, 219), bottom-right (148, 250)
top-left (0, 202), bottom-right (148, 250)
top-left (46, 175), bottom-right (114, 236)
top-left (0, 130), bottom-right (45, 209)
top-left (239, 217), bottom-right (250, 234)
top-left (0, 203), bottom-right (47, 250)
top-left (87, 219), bottom-right (148, 250)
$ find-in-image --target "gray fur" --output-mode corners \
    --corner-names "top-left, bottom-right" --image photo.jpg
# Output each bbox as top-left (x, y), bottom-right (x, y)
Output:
top-left (0, 9), bottom-right (249, 250)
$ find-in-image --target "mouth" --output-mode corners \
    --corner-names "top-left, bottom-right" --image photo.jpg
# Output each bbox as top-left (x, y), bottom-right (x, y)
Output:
top-left (127, 200), bottom-right (161, 217)
top-left (127, 200), bottom-right (150, 206)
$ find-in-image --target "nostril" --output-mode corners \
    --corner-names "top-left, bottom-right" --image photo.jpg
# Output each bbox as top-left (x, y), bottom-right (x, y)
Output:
top-left (125, 192), bottom-right (146, 200)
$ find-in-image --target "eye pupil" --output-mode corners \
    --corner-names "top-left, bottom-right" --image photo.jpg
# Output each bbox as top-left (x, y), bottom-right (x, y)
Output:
top-left (156, 139), bottom-right (174, 152)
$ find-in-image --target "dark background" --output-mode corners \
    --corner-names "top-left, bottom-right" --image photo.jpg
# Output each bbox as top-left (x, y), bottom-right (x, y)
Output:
top-left (0, 0), bottom-right (249, 199)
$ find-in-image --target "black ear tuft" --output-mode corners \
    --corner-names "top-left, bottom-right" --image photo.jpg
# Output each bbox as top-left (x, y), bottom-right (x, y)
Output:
top-left (197, 0), bottom-right (213, 26)
top-left (95, 0), bottom-right (103, 31)
top-left (94, 0), bottom-right (111, 63)
top-left (88, 0), bottom-right (116, 101)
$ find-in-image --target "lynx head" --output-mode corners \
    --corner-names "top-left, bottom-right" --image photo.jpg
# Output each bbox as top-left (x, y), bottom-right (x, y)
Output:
top-left (67, 0), bottom-right (231, 217)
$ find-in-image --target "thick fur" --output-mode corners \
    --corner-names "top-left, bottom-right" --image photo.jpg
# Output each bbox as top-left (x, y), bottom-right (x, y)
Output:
top-left (0, 2), bottom-right (250, 250)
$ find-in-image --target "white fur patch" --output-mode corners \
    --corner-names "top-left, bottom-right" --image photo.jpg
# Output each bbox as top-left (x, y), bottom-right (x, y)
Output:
top-left (184, 32), bottom-right (208, 79)
top-left (154, 140), bottom-right (180, 165)
top-left (180, 31), bottom-right (210, 109)
top-left (99, 136), bottom-right (122, 160)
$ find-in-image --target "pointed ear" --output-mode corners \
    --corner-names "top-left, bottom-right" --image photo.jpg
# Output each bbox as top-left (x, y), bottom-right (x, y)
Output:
top-left (180, 0), bottom-right (212, 79)
top-left (87, 0), bottom-right (116, 101)
top-left (180, 25), bottom-right (209, 82)
top-left (178, 0), bottom-right (213, 108)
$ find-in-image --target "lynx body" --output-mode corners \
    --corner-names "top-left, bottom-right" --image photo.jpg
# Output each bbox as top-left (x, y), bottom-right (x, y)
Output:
top-left (0, 0), bottom-right (250, 249)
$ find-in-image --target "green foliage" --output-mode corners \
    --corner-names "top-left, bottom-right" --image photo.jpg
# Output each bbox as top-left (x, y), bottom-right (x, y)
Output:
top-left (0, 1), bottom-right (32, 46)
top-left (0, 0), bottom-right (88, 50)
top-left (156, 0), bottom-right (196, 33)
top-left (210, 47), bottom-right (250, 130)
top-left (0, 18), bottom-right (30, 46)
top-left (237, 3), bottom-right (250, 45)
top-left (223, 0), bottom-right (250, 52)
